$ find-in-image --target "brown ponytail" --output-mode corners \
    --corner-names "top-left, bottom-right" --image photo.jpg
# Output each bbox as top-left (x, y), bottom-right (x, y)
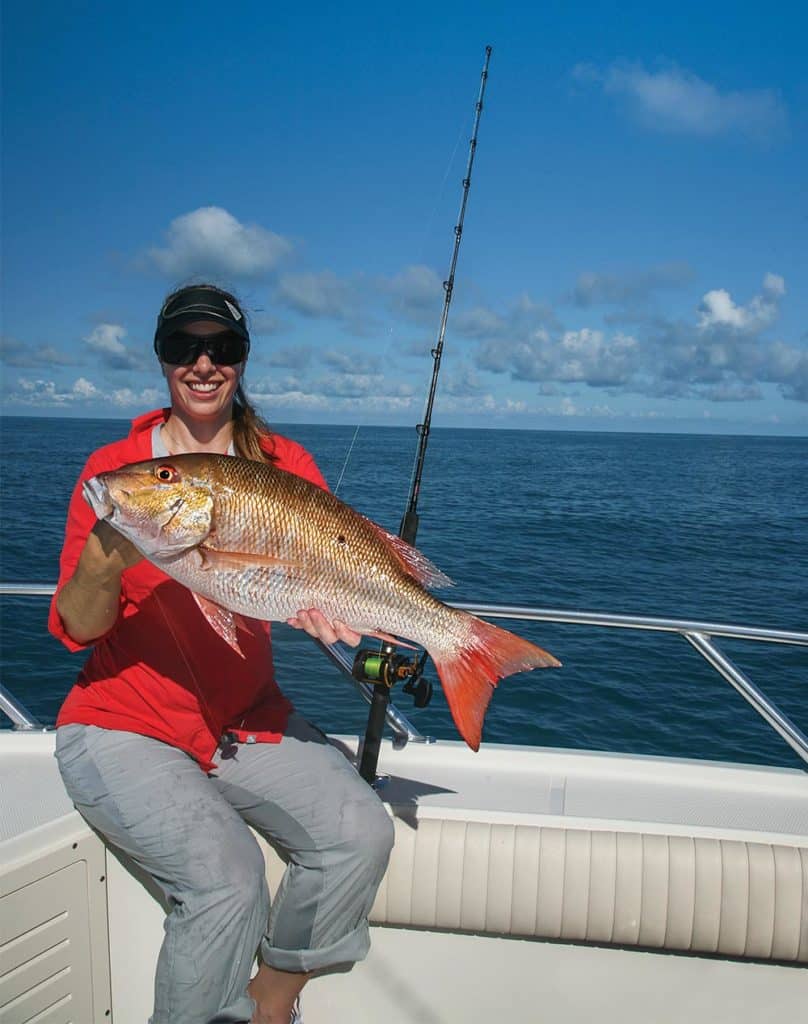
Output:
top-left (233, 382), bottom-right (277, 463)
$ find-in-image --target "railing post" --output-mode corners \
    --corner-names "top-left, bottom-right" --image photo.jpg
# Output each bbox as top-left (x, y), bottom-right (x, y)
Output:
top-left (684, 632), bottom-right (808, 767)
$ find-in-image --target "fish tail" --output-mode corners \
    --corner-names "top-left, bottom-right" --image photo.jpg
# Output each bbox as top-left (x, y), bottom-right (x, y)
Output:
top-left (432, 616), bottom-right (561, 752)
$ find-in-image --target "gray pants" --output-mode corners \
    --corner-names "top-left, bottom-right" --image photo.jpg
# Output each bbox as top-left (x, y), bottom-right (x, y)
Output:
top-left (55, 716), bottom-right (395, 1024)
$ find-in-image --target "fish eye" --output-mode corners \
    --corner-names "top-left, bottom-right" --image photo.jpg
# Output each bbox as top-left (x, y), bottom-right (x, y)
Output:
top-left (155, 464), bottom-right (180, 483)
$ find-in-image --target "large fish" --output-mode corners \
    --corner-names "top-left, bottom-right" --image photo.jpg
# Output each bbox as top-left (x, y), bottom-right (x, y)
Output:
top-left (83, 454), bottom-right (560, 749)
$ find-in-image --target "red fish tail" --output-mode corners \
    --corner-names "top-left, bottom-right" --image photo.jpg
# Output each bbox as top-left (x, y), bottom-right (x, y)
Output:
top-left (432, 616), bottom-right (561, 752)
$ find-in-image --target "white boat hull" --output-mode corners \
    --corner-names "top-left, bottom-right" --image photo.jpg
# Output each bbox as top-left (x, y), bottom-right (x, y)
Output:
top-left (2, 731), bottom-right (807, 1023)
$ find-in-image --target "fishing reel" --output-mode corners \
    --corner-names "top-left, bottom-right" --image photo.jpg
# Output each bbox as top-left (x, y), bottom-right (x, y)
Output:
top-left (351, 646), bottom-right (433, 708)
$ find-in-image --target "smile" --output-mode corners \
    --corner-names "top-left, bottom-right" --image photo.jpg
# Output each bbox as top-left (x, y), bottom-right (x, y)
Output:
top-left (185, 382), bottom-right (222, 393)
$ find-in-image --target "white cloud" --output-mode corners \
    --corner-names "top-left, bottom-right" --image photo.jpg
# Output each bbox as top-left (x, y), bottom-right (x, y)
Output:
top-left (653, 274), bottom-right (806, 401)
top-left (0, 335), bottom-right (77, 368)
top-left (466, 269), bottom-right (806, 404)
top-left (443, 365), bottom-right (484, 397)
top-left (763, 272), bottom-right (785, 297)
top-left (12, 378), bottom-right (98, 405)
top-left (85, 323), bottom-right (127, 355)
top-left (697, 274), bottom-right (784, 333)
top-left (703, 381), bottom-right (762, 402)
top-left (573, 62), bottom-right (787, 141)
top-left (571, 262), bottom-right (694, 307)
top-left (322, 348), bottom-right (382, 375)
top-left (276, 270), bottom-right (360, 320)
top-left (84, 323), bottom-right (145, 371)
top-left (385, 264), bottom-right (444, 324)
top-left (764, 342), bottom-right (808, 402)
top-left (14, 378), bottom-right (97, 405)
top-left (557, 329), bottom-right (641, 386)
top-left (264, 345), bottom-right (313, 370)
top-left (560, 397), bottom-right (578, 416)
top-left (9, 377), bottom-right (160, 409)
top-left (454, 305), bottom-right (508, 339)
top-left (73, 377), bottom-right (100, 399)
top-left (251, 384), bottom-right (414, 415)
top-left (109, 387), bottom-right (162, 408)
top-left (147, 207), bottom-right (292, 279)
top-left (477, 323), bottom-right (640, 388)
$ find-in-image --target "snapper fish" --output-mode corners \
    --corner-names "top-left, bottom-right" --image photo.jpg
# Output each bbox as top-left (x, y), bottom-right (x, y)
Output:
top-left (83, 453), bottom-right (560, 750)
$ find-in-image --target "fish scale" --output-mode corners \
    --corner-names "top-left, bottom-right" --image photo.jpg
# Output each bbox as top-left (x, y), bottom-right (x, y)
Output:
top-left (192, 457), bottom-right (459, 643)
top-left (84, 453), bottom-right (560, 749)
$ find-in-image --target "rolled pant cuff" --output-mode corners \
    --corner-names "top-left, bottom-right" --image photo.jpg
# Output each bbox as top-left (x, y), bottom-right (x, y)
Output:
top-left (261, 922), bottom-right (371, 973)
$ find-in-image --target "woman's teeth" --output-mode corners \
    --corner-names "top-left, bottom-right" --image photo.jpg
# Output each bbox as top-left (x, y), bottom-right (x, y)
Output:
top-left (187, 382), bottom-right (220, 392)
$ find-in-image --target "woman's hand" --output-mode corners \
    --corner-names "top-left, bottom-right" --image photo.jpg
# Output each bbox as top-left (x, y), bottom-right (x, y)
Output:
top-left (84, 520), bottom-right (144, 578)
top-left (56, 521), bottom-right (143, 645)
top-left (286, 608), bottom-right (362, 647)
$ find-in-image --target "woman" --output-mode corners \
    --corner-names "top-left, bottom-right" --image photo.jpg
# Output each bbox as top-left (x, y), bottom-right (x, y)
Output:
top-left (49, 284), bottom-right (395, 1024)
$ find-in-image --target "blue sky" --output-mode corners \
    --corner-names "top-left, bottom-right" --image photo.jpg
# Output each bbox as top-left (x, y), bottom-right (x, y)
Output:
top-left (2, 1), bottom-right (806, 434)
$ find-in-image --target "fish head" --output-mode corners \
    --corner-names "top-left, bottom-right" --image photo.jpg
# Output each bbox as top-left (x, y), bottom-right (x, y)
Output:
top-left (83, 458), bottom-right (215, 559)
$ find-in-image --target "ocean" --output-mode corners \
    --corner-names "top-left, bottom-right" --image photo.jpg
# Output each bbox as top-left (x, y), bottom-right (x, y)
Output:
top-left (1, 416), bottom-right (806, 769)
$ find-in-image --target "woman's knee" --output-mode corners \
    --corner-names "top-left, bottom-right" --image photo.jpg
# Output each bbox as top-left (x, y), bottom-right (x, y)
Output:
top-left (339, 796), bottom-right (395, 876)
top-left (207, 830), bottom-right (269, 914)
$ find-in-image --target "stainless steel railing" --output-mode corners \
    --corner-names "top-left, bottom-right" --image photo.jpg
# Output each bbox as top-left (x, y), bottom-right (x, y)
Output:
top-left (1, 583), bottom-right (806, 763)
top-left (0, 582), bottom-right (426, 743)
top-left (454, 602), bottom-right (808, 765)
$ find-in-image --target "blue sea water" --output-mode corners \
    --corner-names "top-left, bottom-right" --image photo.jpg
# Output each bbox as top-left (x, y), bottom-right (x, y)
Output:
top-left (1, 416), bottom-right (806, 769)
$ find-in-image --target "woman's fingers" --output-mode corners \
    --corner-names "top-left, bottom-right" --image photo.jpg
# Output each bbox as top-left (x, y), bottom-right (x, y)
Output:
top-left (286, 608), bottom-right (362, 647)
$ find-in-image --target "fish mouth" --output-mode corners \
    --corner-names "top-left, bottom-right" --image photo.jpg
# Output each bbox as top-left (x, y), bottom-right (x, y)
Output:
top-left (82, 476), bottom-right (114, 519)
top-left (159, 497), bottom-right (186, 529)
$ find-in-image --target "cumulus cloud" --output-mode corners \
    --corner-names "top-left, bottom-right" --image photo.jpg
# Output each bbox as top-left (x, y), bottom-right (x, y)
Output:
top-left (467, 272), bottom-right (805, 404)
top-left (766, 342), bottom-right (808, 402)
top-left (0, 335), bottom-right (77, 368)
top-left (84, 323), bottom-right (145, 371)
top-left (698, 273), bottom-right (784, 332)
top-left (250, 376), bottom-right (414, 415)
top-left (8, 377), bottom-right (161, 409)
top-left (250, 313), bottom-right (285, 336)
top-left (146, 207), bottom-right (292, 279)
top-left (648, 275), bottom-right (803, 400)
top-left (455, 293), bottom-right (560, 346)
top-left (276, 270), bottom-right (361, 321)
top-left (442, 365), bottom-right (484, 397)
top-left (11, 378), bottom-right (97, 405)
top-left (322, 348), bottom-right (382, 375)
top-left (571, 262), bottom-right (694, 307)
top-left (265, 345), bottom-right (313, 370)
top-left (107, 387), bottom-right (163, 408)
top-left (478, 327), bottom-right (641, 388)
top-left (384, 264), bottom-right (444, 325)
top-left (573, 62), bottom-right (787, 141)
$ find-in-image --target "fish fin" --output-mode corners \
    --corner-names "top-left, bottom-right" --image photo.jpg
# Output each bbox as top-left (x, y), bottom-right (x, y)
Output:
top-left (192, 593), bottom-right (247, 658)
top-left (199, 545), bottom-right (301, 573)
top-left (366, 521), bottom-right (454, 589)
top-left (365, 629), bottom-right (419, 650)
top-left (432, 617), bottom-right (560, 751)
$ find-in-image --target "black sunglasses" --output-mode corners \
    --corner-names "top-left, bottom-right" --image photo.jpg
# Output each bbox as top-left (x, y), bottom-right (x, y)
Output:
top-left (156, 330), bottom-right (249, 366)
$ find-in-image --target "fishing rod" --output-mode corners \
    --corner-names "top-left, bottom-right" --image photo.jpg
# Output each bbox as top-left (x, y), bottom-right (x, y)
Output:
top-left (357, 46), bottom-right (493, 785)
top-left (399, 44), bottom-right (493, 547)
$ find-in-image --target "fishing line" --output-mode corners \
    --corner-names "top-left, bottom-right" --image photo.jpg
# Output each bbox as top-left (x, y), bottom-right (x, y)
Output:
top-left (333, 423), bottom-right (361, 496)
top-left (153, 587), bottom-right (232, 748)
top-left (417, 109), bottom-right (473, 266)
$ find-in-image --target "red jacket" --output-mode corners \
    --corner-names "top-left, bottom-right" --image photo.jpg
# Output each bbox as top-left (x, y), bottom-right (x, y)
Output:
top-left (50, 408), bottom-right (329, 771)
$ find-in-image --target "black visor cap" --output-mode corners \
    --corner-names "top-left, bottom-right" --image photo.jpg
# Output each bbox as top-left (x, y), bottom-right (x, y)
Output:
top-left (154, 287), bottom-right (251, 351)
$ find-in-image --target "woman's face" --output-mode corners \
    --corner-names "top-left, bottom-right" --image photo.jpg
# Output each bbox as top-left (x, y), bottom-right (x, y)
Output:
top-left (161, 320), bottom-right (244, 422)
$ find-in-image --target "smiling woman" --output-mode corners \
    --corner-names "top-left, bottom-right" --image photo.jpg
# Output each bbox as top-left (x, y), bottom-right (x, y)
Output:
top-left (153, 284), bottom-right (275, 464)
top-left (47, 283), bottom-right (394, 1024)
